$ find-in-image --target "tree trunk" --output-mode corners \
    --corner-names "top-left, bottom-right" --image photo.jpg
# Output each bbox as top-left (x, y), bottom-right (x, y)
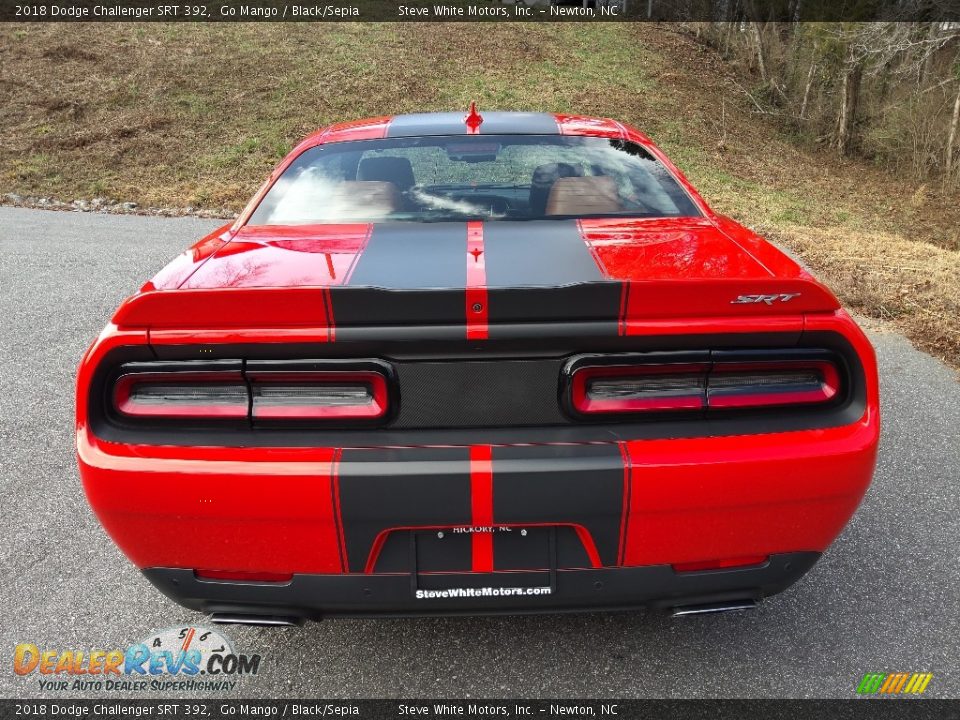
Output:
top-left (836, 58), bottom-right (863, 156)
top-left (750, 22), bottom-right (768, 83)
top-left (946, 80), bottom-right (960, 183)
top-left (919, 22), bottom-right (939, 88)
top-left (799, 61), bottom-right (816, 120)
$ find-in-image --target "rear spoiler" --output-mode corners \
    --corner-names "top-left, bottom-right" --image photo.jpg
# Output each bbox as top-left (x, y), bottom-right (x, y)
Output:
top-left (112, 279), bottom-right (840, 331)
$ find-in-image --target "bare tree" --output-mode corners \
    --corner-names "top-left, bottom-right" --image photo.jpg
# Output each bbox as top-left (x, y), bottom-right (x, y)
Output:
top-left (681, 20), bottom-right (960, 182)
top-left (947, 72), bottom-right (960, 183)
top-left (836, 47), bottom-right (863, 156)
top-left (799, 60), bottom-right (816, 120)
top-left (750, 22), bottom-right (768, 83)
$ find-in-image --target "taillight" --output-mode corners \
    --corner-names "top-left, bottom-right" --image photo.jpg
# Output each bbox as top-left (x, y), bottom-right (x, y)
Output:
top-left (114, 371), bottom-right (248, 419)
top-left (110, 360), bottom-right (392, 424)
top-left (567, 353), bottom-right (843, 417)
top-left (248, 371), bottom-right (387, 420)
top-left (708, 360), bottom-right (839, 408)
top-left (571, 363), bottom-right (708, 414)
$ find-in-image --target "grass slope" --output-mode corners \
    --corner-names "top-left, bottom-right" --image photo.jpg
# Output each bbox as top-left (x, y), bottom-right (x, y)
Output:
top-left (1, 22), bottom-right (957, 365)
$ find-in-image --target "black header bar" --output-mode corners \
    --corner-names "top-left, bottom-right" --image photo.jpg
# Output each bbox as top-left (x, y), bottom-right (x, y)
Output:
top-left (2, 0), bottom-right (959, 22)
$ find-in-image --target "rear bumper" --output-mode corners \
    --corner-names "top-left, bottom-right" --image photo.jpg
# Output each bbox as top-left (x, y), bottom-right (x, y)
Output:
top-left (80, 418), bottom-right (877, 573)
top-left (78, 318), bottom-right (879, 617)
top-left (143, 552), bottom-right (820, 619)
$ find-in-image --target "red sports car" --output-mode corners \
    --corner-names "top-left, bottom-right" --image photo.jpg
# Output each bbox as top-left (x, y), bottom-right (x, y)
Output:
top-left (77, 108), bottom-right (879, 624)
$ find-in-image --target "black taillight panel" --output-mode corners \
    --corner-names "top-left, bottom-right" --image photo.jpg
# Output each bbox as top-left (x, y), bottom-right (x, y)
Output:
top-left (106, 358), bottom-right (396, 428)
top-left (562, 349), bottom-right (847, 421)
top-left (113, 362), bottom-right (248, 420)
top-left (246, 359), bottom-right (394, 426)
top-left (88, 333), bottom-right (865, 447)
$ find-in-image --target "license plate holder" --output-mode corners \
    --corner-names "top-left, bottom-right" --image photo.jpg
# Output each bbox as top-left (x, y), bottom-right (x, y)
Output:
top-left (409, 527), bottom-right (558, 596)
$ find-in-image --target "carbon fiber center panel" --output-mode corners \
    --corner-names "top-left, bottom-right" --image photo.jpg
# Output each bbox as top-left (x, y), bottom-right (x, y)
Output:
top-left (392, 358), bottom-right (568, 428)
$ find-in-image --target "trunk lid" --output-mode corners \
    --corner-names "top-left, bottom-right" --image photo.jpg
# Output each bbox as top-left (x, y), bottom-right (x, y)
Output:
top-left (119, 218), bottom-right (838, 330)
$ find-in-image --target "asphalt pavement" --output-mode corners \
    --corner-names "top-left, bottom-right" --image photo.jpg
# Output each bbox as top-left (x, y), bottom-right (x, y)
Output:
top-left (1, 205), bottom-right (958, 699)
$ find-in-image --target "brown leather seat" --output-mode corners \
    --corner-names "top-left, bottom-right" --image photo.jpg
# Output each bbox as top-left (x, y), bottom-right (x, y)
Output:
top-left (544, 176), bottom-right (623, 216)
top-left (328, 181), bottom-right (400, 219)
top-left (529, 162), bottom-right (582, 216)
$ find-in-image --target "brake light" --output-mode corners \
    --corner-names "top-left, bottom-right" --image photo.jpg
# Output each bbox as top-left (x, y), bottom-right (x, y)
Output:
top-left (114, 371), bottom-right (248, 419)
top-left (110, 361), bottom-right (392, 423)
top-left (708, 360), bottom-right (839, 408)
top-left (248, 371), bottom-right (387, 420)
top-left (571, 363), bottom-right (708, 414)
top-left (568, 355), bottom-right (842, 416)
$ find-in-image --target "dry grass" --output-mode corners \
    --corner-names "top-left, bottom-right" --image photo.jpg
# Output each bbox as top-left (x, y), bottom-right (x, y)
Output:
top-left (775, 226), bottom-right (960, 364)
top-left (1, 22), bottom-right (958, 365)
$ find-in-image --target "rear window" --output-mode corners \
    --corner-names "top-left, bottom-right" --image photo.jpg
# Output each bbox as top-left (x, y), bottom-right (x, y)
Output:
top-left (248, 135), bottom-right (701, 225)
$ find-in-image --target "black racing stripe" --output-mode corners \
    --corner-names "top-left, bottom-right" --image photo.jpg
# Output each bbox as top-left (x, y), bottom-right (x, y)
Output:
top-left (491, 444), bottom-right (625, 568)
top-left (333, 222), bottom-right (467, 328)
top-left (386, 112), bottom-right (559, 137)
top-left (330, 287), bottom-right (467, 328)
top-left (483, 220), bottom-right (621, 336)
top-left (337, 447), bottom-right (471, 574)
top-left (483, 220), bottom-right (605, 287)
top-left (332, 220), bottom-right (622, 332)
top-left (486, 286), bottom-right (622, 339)
top-left (478, 112), bottom-right (561, 135)
top-left (346, 222), bottom-right (466, 289)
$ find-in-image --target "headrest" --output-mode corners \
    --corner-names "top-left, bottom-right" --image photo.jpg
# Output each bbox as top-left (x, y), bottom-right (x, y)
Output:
top-left (357, 156), bottom-right (416, 191)
top-left (531, 162), bottom-right (582, 186)
top-left (329, 181), bottom-right (400, 219)
top-left (545, 176), bottom-right (623, 217)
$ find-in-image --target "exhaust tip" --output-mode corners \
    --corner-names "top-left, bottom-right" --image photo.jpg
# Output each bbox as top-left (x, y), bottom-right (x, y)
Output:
top-left (670, 599), bottom-right (757, 617)
top-left (210, 613), bottom-right (303, 627)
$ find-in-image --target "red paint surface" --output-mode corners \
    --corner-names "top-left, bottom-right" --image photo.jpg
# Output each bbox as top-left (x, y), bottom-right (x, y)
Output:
top-left (113, 287), bottom-right (334, 334)
top-left (465, 220), bottom-right (488, 340)
top-left (470, 445), bottom-right (494, 572)
top-left (620, 310), bottom-right (879, 566)
top-left (576, 216), bottom-right (839, 325)
top-left (465, 102), bottom-right (483, 134)
top-left (553, 114), bottom-right (626, 139)
top-left (181, 224), bottom-right (372, 290)
top-left (142, 224), bottom-right (233, 291)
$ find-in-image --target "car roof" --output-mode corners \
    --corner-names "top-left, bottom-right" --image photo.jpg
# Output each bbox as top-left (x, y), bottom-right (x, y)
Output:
top-left (292, 111), bottom-right (652, 151)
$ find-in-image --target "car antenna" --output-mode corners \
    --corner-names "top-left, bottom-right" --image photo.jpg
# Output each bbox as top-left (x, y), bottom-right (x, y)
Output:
top-left (465, 101), bottom-right (483, 133)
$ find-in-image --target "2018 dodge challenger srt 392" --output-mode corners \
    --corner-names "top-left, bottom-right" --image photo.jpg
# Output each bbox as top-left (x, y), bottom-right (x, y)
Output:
top-left (77, 108), bottom-right (879, 624)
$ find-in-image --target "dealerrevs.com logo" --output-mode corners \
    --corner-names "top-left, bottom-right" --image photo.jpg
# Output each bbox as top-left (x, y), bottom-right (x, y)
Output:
top-left (13, 626), bottom-right (260, 693)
